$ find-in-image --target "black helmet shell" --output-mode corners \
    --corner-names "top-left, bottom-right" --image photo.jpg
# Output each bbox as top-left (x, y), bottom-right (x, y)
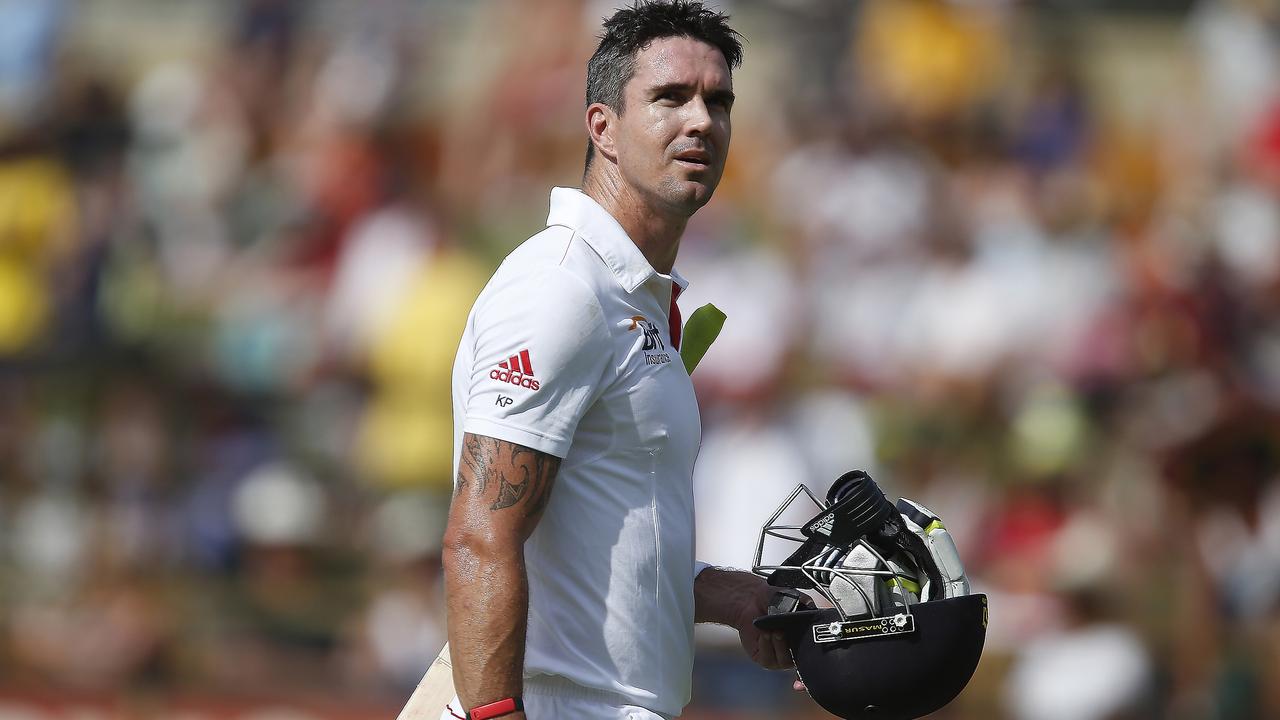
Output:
top-left (756, 594), bottom-right (988, 720)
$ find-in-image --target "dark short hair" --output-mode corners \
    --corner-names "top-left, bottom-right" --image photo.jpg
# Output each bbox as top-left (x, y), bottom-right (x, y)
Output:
top-left (583, 0), bottom-right (743, 172)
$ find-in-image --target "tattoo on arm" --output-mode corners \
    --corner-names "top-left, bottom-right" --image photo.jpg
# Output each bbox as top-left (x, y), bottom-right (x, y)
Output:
top-left (456, 434), bottom-right (559, 520)
top-left (456, 433), bottom-right (487, 496)
top-left (490, 443), bottom-right (557, 513)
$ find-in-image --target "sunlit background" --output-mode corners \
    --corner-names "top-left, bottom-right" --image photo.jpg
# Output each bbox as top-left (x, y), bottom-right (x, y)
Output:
top-left (1, 0), bottom-right (1279, 718)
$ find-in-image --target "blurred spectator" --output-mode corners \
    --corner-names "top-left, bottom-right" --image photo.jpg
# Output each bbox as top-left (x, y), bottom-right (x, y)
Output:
top-left (341, 490), bottom-right (448, 694)
top-left (1004, 587), bottom-right (1154, 720)
top-left (191, 459), bottom-right (355, 692)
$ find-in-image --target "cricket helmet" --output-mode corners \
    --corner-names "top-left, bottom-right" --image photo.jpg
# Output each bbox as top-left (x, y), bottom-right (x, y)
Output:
top-left (753, 470), bottom-right (988, 720)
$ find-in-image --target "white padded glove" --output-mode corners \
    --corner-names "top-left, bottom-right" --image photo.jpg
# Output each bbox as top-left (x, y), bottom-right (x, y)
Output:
top-left (896, 498), bottom-right (971, 599)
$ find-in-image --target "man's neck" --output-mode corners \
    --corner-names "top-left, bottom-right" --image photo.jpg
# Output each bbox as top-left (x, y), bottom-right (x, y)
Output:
top-left (582, 170), bottom-right (688, 275)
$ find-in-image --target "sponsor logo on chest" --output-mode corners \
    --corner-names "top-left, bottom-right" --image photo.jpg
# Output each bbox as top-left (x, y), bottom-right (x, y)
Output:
top-left (624, 315), bottom-right (671, 366)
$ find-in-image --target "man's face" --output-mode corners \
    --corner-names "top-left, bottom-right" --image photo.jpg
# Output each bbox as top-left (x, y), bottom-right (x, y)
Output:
top-left (611, 35), bottom-right (734, 216)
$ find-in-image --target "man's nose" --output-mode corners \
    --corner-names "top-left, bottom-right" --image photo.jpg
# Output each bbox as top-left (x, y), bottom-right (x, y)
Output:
top-left (685, 95), bottom-right (712, 135)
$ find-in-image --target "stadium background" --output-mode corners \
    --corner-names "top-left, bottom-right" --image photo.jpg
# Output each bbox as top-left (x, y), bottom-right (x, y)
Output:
top-left (1, 0), bottom-right (1278, 717)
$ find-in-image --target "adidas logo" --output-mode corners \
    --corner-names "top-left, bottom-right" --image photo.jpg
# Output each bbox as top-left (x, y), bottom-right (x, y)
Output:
top-left (810, 512), bottom-right (835, 537)
top-left (490, 349), bottom-right (540, 390)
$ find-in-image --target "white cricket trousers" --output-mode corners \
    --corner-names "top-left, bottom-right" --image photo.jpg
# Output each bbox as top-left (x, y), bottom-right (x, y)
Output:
top-left (442, 675), bottom-right (674, 720)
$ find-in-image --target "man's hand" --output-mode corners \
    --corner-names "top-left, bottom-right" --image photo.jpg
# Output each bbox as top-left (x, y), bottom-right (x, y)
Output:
top-left (733, 576), bottom-right (794, 670)
top-left (693, 567), bottom-right (799, 670)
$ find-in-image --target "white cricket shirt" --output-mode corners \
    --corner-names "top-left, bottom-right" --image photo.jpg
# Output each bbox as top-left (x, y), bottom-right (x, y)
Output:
top-left (451, 187), bottom-right (702, 715)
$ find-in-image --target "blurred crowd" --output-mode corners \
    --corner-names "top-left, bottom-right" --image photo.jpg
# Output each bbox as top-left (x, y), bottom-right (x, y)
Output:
top-left (1, 0), bottom-right (1278, 718)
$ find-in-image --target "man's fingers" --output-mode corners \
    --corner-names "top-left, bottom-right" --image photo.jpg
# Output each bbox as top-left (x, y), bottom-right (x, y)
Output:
top-left (753, 633), bottom-right (773, 665)
top-left (754, 633), bottom-right (777, 668)
top-left (769, 631), bottom-right (791, 669)
top-left (755, 631), bottom-right (791, 670)
top-left (793, 678), bottom-right (806, 692)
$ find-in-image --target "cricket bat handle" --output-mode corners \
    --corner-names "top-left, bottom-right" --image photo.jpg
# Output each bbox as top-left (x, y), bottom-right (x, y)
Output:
top-left (397, 643), bottom-right (457, 720)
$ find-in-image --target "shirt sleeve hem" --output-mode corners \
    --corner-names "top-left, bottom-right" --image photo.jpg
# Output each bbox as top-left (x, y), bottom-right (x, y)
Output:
top-left (463, 417), bottom-right (573, 458)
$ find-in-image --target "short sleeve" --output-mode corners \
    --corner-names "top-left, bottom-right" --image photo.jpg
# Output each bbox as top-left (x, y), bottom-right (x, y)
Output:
top-left (460, 266), bottom-right (612, 458)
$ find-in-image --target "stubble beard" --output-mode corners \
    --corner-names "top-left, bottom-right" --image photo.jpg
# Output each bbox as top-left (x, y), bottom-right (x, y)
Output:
top-left (656, 167), bottom-right (717, 217)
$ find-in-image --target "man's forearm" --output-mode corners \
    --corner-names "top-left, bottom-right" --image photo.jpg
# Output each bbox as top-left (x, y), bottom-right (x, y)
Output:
top-left (694, 566), bottom-right (797, 671)
top-left (444, 538), bottom-right (528, 709)
top-left (442, 433), bottom-right (559, 716)
top-left (694, 566), bottom-right (764, 626)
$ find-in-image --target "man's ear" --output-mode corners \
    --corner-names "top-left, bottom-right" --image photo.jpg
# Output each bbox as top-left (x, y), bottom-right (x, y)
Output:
top-left (586, 102), bottom-right (618, 162)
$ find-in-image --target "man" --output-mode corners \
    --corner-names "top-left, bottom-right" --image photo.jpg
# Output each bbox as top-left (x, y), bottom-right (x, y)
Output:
top-left (443, 3), bottom-right (792, 719)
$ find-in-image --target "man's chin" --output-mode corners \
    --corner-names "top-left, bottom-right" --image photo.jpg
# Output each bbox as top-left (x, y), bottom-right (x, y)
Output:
top-left (661, 177), bottom-right (718, 213)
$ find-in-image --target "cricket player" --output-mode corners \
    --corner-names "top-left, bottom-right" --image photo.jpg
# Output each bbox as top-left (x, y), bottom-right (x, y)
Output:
top-left (442, 2), bottom-right (793, 719)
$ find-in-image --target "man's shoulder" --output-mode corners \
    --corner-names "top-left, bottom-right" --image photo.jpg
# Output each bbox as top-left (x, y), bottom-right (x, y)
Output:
top-left (493, 224), bottom-right (568, 274)
top-left (469, 226), bottom-right (614, 335)
top-left (487, 225), bottom-right (610, 301)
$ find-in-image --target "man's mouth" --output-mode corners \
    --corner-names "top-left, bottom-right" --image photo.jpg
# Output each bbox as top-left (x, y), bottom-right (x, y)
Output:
top-left (674, 150), bottom-right (711, 167)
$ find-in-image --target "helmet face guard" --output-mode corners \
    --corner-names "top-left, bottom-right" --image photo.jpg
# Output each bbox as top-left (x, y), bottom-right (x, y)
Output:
top-left (753, 471), bottom-right (987, 720)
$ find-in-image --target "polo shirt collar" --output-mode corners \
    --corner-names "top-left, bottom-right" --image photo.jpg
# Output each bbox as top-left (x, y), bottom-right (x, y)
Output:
top-left (547, 187), bottom-right (688, 295)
